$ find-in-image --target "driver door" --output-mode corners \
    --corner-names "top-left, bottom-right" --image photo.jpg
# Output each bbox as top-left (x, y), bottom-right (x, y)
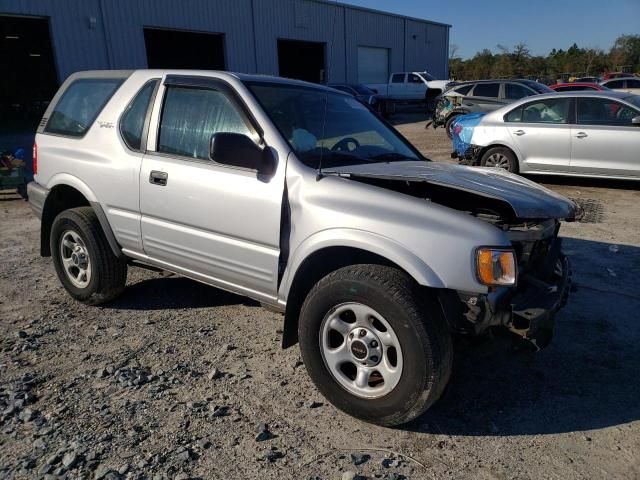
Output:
top-left (570, 97), bottom-right (640, 177)
top-left (139, 76), bottom-right (284, 301)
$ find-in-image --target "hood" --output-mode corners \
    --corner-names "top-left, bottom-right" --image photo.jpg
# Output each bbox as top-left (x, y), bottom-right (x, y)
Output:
top-left (427, 80), bottom-right (451, 90)
top-left (323, 161), bottom-right (580, 220)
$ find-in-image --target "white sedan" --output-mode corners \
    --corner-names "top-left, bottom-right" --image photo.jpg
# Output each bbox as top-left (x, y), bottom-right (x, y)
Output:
top-left (451, 91), bottom-right (640, 180)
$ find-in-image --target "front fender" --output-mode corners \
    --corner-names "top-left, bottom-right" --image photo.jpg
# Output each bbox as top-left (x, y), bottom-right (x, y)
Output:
top-left (278, 228), bottom-right (446, 303)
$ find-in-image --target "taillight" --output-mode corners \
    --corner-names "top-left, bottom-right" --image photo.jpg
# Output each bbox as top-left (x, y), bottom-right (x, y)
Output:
top-left (32, 142), bottom-right (37, 175)
top-left (453, 124), bottom-right (463, 136)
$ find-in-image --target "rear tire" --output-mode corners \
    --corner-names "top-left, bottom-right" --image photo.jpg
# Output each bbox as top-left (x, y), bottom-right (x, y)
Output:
top-left (445, 114), bottom-right (460, 139)
top-left (480, 146), bottom-right (518, 173)
top-left (298, 265), bottom-right (452, 426)
top-left (50, 207), bottom-right (127, 305)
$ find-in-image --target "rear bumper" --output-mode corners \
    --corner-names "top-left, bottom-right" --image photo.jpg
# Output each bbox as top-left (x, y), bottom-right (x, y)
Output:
top-left (27, 181), bottom-right (48, 219)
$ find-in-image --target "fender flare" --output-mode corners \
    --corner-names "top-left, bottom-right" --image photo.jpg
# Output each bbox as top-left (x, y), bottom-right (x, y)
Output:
top-left (43, 175), bottom-right (123, 258)
top-left (278, 228), bottom-right (446, 303)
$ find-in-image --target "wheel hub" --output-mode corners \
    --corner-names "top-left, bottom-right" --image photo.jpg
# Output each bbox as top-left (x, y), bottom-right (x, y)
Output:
top-left (347, 328), bottom-right (382, 366)
top-left (319, 302), bottom-right (404, 399)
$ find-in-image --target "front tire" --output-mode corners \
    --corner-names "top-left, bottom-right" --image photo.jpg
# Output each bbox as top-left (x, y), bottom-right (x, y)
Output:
top-left (480, 146), bottom-right (518, 173)
top-left (50, 207), bottom-right (127, 305)
top-left (298, 265), bottom-right (452, 426)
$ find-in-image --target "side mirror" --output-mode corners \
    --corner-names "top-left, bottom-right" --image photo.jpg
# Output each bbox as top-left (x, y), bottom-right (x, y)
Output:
top-left (632, 116), bottom-right (640, 125)
top-left (209, 133), bottom-right (276, 175)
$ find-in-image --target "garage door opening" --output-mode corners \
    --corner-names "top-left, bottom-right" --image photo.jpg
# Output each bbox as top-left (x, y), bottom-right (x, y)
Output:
top-left (278, 39), bottom-right (325, 83)
top-left (0, 15), bottom-right (58, 127)
top-left (144, 28), bottom-right (225, 70)
top-left (357, 46), bottom-right (389, 84)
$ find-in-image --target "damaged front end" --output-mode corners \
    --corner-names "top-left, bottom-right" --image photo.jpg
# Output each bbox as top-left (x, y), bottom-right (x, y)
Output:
top-left (443, 219), bottom-right (571, 350)
top-left (322, 161), bottom-right (580, 350)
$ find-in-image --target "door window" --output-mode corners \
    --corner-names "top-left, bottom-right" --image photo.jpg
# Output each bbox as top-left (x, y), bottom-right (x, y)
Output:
top-left (120, 80), bottom-right (158, 151)
top-left (606, 80), bottom-right (624, 89)
top-left (408, 74), bottom-right (423, 84)
top-left (576, 98), bottom-right (640, 126)
top-left (453, 84), bottom-right (473, 95)
top-left (505, 83), bottom-right (533, 99)
top-left (626, 79), bottom-right (640, 89)
top-left (471, 83), bottom-right (499, 98)
top-left (506, 98), bottom-right (571, 124)
top-left (391, 73), bottom-right (405, 83)
top-left (157, 86), bottom-right (251, 160)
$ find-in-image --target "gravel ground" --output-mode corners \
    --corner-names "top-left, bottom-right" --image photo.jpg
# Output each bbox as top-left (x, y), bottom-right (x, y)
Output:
top-left (1, 115), bottom-right (639, 480)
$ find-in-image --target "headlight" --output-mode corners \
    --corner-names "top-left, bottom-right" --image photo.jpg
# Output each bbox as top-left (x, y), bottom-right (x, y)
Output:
top-left (476, 248), bottom-right (517, 286)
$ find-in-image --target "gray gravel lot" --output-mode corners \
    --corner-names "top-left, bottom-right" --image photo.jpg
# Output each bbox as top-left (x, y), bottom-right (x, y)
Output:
top-left (1, 114), bottom-right (639, 479)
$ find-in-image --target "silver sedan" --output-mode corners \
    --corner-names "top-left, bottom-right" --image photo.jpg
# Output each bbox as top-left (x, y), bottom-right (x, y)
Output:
top-left (452, 91), bottom-right (640, 180)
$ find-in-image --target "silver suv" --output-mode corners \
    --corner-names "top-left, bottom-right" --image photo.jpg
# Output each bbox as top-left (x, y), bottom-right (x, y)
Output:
top-left (28, 70), bottom-right (579, 426)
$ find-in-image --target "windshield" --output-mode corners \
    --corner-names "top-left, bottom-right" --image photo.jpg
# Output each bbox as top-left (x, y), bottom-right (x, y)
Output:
top-left (523, 80), bottom-right (554, 94)
top-left (418, 72), bottom-right (436, 82)
top-left (624, 95), bottom-right (640, 109)
top-left (246, 82), bottom-right (423, 168)
top-left (352, 84), bottom-right (375, 95)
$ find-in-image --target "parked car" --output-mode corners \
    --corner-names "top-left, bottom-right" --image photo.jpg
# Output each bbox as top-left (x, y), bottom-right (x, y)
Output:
top-left (431, 79), bottom-right (553, 138)
top-left (327, 83), bottom-right (393, 116)
top-left (28, 69), bottom-right (579, 426)
top-left (602, 72), bottom-right (633, 80)
top-left (366, 71), bottom-right (450, 109)
top-left (450, 91), bottom-right (640, 180)
top-left (550, 82), bottom-right (610, 92)
top-left (600, 77), bottom-right (640, 95)
top-left (572, 76), bottom-right (601, 83)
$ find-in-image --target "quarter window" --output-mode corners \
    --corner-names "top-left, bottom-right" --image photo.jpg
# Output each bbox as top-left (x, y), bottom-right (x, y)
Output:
top-left (120, 80), bottom-right (158, 151)
top-left (46, 78), bottom-right (123, 137)
top-left (576, 98), bottom-right (639, 126)
top-left (158, 86), bottom-right (251, 160)
top-left (505, 83), bottom-right (533, 99)
top-left (453, 84), bottom-right (472, 95)
top-left (471, 83), bottom-right (499, 98)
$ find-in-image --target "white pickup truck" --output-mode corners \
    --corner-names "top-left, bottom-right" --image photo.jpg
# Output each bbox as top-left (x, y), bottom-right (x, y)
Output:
top-left (367, 71), bottom-right (450, 107)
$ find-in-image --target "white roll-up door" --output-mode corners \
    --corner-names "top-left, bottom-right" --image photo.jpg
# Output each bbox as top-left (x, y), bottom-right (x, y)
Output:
top-left (357, 46), bottom-right (389, 84)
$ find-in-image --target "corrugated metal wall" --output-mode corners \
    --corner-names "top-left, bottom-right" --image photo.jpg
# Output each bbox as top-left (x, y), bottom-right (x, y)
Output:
top-left (0, 0), bottom-right (450, 83)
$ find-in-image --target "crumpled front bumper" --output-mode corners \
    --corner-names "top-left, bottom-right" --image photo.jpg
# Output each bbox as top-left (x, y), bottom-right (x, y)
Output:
top-left (508, 253), bottom-right (571, 349)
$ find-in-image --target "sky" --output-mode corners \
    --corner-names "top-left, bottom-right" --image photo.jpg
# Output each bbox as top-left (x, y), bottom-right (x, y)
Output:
top-left (343, 0), bottom-right (640, 59)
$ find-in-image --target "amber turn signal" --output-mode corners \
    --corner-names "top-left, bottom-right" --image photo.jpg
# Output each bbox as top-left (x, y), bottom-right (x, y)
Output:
top-left (476, 248), bottom-right (517, 286)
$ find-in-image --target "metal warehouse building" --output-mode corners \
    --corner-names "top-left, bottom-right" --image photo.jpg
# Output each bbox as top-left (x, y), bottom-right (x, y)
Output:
top-left (0, 0), bottom-right (450, 118)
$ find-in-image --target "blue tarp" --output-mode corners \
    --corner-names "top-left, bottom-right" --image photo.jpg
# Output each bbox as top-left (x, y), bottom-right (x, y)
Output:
top-left (451, 112), bottom-right (486, 157)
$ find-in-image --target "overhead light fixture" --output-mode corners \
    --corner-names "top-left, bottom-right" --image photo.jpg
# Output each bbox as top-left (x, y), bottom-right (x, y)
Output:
top-left (29, 53), bottom-right (41, 57)
top-left (5, 35), bottom-right (20, 39)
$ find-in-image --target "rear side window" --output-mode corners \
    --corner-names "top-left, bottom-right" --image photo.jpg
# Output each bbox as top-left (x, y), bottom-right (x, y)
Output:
top-left (505, 83), bottom-right (533, 99)
top-left (627, 79), bottom-right (640, 88)
top-left (606, 80), bottom-right (624, 89)
top-left (520, 98), bottom-right (571, 124)
top-left (158, 86), bottom-right (251, 160)
top-left (391, 74), bottom-right (405, 83)
top-left (472, 83), bottom-right (499, 98)
top-left (120, 80), bottom-right (158, 151)
top-left (45, 78), bottom-right (123, 137)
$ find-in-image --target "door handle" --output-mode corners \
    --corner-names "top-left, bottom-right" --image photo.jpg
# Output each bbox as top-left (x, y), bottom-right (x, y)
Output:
top-left (149, 170), bottom-right (168, 186)
top-left (575, 132), bottom-right (588, 139)
top-left (513, 129), bottom-right (526, 136)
